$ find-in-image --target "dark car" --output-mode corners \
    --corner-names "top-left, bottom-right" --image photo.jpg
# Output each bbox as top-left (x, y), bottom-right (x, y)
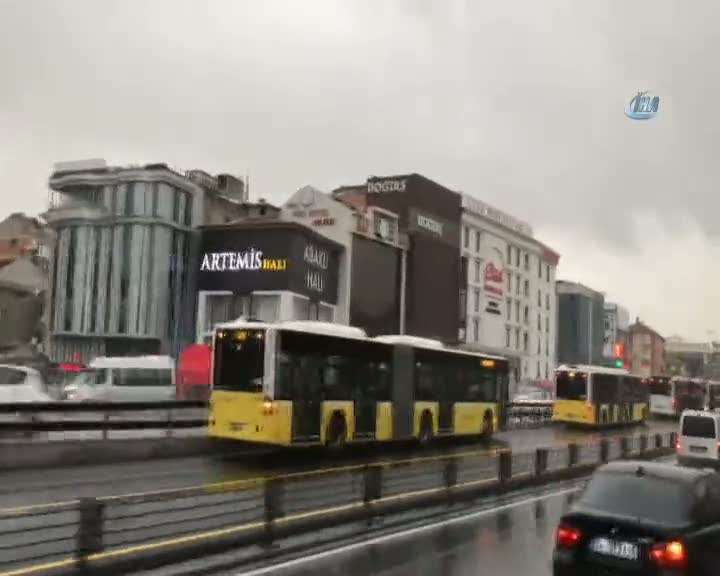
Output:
top-left (553, 460), bottom-right (720, 575)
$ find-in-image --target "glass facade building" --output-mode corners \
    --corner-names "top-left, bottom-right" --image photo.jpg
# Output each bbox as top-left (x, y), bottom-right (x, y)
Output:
top-left (46, 165), bottom-right (203, 362)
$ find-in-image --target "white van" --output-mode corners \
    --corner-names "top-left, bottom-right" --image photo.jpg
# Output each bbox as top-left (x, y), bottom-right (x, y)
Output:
top-left (64, 356), bottom-right (176, 402)
top-left (0, 365), bottom-right (51, 403)
top-left (676, 409), bottom-right (720, 467)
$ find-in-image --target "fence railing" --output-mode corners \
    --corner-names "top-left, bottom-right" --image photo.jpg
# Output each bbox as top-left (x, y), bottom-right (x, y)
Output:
top-left (0, 401), bottom-right (551, 437)
top-left (0, 430), bottom-right (676, 575)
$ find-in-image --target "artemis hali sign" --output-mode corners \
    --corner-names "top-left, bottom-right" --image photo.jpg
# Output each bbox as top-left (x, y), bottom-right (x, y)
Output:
top-left (197, 227), bottom-right (339, 303)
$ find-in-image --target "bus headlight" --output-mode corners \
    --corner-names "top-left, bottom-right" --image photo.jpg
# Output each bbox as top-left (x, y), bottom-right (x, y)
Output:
top-left (262, 397), bottom-right (274, 415)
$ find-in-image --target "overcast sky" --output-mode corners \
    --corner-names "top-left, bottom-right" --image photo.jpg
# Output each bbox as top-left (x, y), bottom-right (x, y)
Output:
top-left (1, 0), bottom-right (718, 340)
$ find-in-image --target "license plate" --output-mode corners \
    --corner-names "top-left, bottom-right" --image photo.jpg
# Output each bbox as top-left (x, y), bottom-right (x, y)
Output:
top-left (690, 446), bottom-right (708, 453)
top-left (590, 537), bottom-right (639, 561)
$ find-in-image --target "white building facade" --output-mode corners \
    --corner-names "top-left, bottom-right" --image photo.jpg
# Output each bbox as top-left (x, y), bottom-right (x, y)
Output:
top-left (460, 194), bottom-right (559, 387)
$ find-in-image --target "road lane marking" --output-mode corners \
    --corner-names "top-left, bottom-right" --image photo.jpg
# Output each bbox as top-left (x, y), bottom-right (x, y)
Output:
top-left (236, 485), bottom-right (582, 576)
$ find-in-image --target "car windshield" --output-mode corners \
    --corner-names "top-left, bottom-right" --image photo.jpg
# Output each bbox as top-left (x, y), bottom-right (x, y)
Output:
top-left (578, 471), bottom-right (696, 526)
top-left (0, 366), bottom-right (27, 386)
top-left (67, 369), bottom-right (105, 387)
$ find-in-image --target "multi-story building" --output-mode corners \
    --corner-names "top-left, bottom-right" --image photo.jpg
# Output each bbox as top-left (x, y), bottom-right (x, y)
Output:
top-left (334, 174), bottom-right (462, 344)
top-left (44, 159), bottom-right (247, 362)
top-left (664, 336), bottom-right (711, 377)
top-left (603, 302), bottom-right (630, 366)
top-left (556, 281), bottom-right (605, 366)
top-left (0, 213), bottom-right (50, 269)
top-left (195, 185), bottom-right (404, 342)
top-left (628, 318), bottom-right (665, 378)
top-left (460, 195), bottom-right (559, 387)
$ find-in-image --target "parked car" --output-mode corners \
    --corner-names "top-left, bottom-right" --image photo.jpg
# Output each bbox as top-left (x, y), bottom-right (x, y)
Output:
top-left (676, 410), bottom-right (720, 467)
top-left (64, 356), bottom-right (176, 402)
top-left (0, 364), bottom-right (52, 403)
top-left (554, 460), bottom-right (720, 575)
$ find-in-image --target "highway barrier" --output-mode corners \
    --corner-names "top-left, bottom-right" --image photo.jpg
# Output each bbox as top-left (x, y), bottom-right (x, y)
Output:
top-left (0, 430), bottom-right (676, 576)
top-left (0, 401), bottom-right (550, 435)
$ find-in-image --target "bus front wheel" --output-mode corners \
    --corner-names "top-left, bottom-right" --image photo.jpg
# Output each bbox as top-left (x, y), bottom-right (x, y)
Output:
top-left (482, 411), bottom-right (494, 439)
top-left (326, 413), bottom-right (347, 449)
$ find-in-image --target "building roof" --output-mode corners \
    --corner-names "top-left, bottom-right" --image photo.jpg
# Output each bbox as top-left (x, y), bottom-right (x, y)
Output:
top-left (0, 257), bottom-right (47, 292)
top-left (556, 280), bottom-right (603, 298)
top-left (629, 319), bottom-right (665, 342)
top-left (199, 219), bottom-right (345, 251)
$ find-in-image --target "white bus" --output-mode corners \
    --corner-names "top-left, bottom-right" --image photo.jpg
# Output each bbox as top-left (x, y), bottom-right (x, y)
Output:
top-left (648, 376), bottom-right (705, 417)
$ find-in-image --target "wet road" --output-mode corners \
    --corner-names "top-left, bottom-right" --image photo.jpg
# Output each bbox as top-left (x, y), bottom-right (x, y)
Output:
top-left (0, 419), bottom-right (678, 509)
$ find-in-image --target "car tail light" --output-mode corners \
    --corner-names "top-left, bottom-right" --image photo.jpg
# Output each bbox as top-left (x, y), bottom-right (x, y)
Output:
top-left (556, 523), bottom-right (582, 548)
top-left (672, 397), bottom-right (677, 409)
top-left (674, 439), bottom-right (680, 451)
top-left (650, 540), bottom-right (686, 568)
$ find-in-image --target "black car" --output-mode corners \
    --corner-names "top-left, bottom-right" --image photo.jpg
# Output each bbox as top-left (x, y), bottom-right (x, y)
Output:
top-left (553, 460), bottom-right (720, 575)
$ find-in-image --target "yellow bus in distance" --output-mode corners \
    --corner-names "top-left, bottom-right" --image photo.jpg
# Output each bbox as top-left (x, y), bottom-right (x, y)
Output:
top-left (208, 320), bottom-right (510, 446)
top-left (552, 364), bottom-right (648, 427)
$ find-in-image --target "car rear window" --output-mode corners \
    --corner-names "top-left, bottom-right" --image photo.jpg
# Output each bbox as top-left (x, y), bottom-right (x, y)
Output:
top-left (682, 415), bottom-right (716, 438)
top-left (578, 471), bottom-right (696, 526)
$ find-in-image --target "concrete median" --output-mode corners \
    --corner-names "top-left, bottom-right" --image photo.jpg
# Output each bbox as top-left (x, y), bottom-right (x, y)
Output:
top-left (0, 436), bottom-right (218, 471)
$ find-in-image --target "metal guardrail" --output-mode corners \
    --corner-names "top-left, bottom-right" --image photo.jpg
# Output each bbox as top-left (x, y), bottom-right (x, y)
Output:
top-left (0, 430), bottom-right (676, 575)
top-left (0, 401), bottom-right (550, 436)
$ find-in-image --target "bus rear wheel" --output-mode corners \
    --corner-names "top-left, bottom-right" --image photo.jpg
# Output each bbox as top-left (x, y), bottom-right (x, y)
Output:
top-left (326, 414), bottom-right (347, 449)
top-left (419, 412), bottom-right (433, 445)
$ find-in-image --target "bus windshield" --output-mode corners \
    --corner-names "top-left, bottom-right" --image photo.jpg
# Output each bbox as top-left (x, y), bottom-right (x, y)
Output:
top-left (649, 379), bottom-right (671, 396)
top-left (556, 371), bottom-right (587, 400)
top-left (213, 329), bottom-right (265, 392)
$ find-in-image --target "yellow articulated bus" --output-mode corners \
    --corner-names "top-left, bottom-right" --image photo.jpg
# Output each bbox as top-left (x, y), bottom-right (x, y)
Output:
top-left (552, 364), bottom-right (649, 428)
top-left (208, 320), bottom-right (510, 447)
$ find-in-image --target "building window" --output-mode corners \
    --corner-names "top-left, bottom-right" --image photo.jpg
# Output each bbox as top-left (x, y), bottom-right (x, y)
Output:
top-left (537, 336), bottom-right (541, 354)
top-left (473, 318), bottom-right (479, 342)
top-left (546, 264), bottom-right (550, 282)
top-left (515, 275), bottom-right (520, 296)
top-left (505, 327), bottom-right (511, 348)
top-left (507, 245), bottom-right (512, 266)
top-left (506, 273), bottom-right (511, 292)
top-left (506, 298), bottom-right (511, 320)
top-left (537, 289), bottom-right (541, 307)
top-left (523, 305), bottom-right (529, 324)
top-left (538, 259), bottom-right (542, 279)
top-left (537, 312), bottom-right (541, 330)
top-left (546, 316), bottom-right (550, 333)
top-left (475, 231), bottom-right (481, 252)
top-left (515, 300), bottom-right (520, 322)
top-left (546, 293), bottom-right (550, 310)
top-left (463, 226), bottom-right (469, 249)
top-left (523, 331), bottom-right (529, 352)
top-left (524, 253), bottom-right (529, 271)
top-left (537, 361), bottom-right (541, 379)
top-left (515, 328), bottom-right (520, 349)
top-left (473, 290), bottom-right (480, 313)
top-left (523, 279), bottom-right (529, 297)
top-left (474, 259), bottom-right (481, 283)
top-left (124, 184), bottom-right (135, 216)
top-left (545, 338), bottom-right (549, 356)
top-left (515, 249), bottom-right (520, 268)
top-left (545, 363), bottom-right (549, 380)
